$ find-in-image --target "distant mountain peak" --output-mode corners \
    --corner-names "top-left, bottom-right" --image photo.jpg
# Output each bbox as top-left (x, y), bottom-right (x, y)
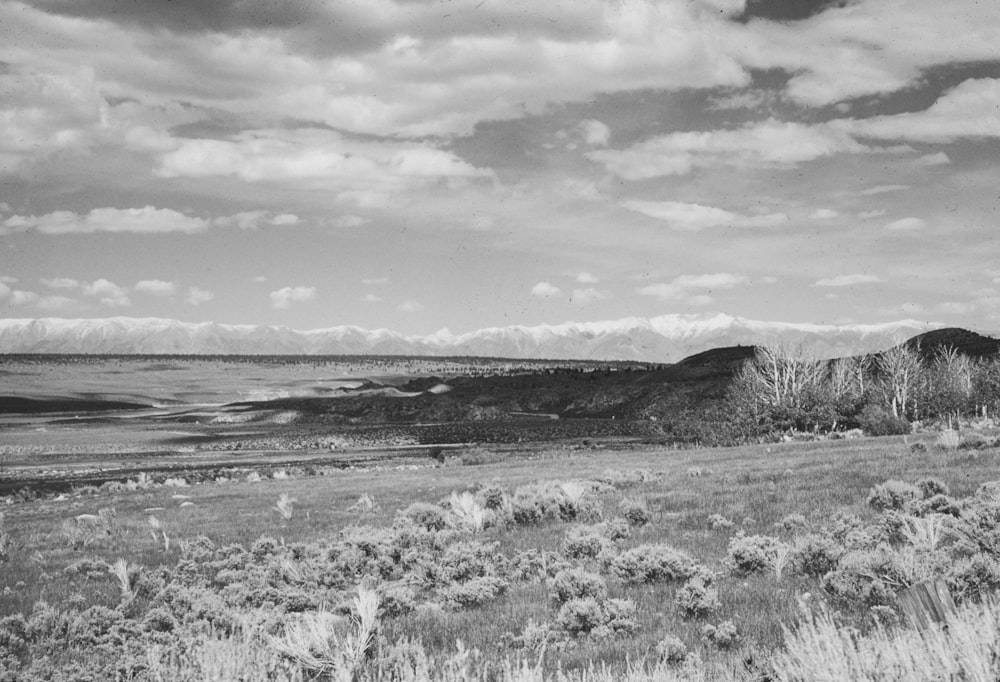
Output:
top-left (0, 315), bottom-right (954, 362)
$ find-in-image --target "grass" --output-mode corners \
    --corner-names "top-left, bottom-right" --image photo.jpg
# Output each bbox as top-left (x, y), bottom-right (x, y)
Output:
top-left (2, 433), bottom-right (1000, 679)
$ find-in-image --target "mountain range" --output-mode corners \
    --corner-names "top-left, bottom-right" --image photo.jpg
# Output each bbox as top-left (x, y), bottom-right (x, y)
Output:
top-left (0, 315), bottom-right (954, 362)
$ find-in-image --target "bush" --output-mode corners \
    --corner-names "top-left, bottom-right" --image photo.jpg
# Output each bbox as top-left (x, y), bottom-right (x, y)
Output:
top-left (946, 554), bottom-right (1000, 603)
top-left (726, 534), bottom-right (786, 576)
top-left (655, 635), bottom-right (689, 664)
top-left (674, 575), bottom-right (720, 619)
top-left (707, 514), bottom-right (735, 531)
top-left (609, 544), bottom-right (697, 584)
top-left (867, 480), bottom-right (920, 512)
top-left (554, 597), bottom-right (637, 637)
top-left (935, 430), bottom-right (961, 451)
top-left (399, 502), bottom-right (449, 532)
top-left (916, 477), bottom-right (949, 499)
top-left (437, 576), bottom-right (509, 610)
top-left (775, 514), bottom-right (808, 533)
top-left (601, 517), bottom-right (631, 541)
top-left (701, 620), bottom-right (739, 649)
top-left (562, 525), bottom-right (613, 560)
top-left (549, 567), bottom-right (607, 606)
top-left (959, 432), bottom-right (994, 450)
top-left (858, 404), bottom-right (910, 436)
top-left (618, 498), bottom-right (651, 527)
top-left (790, 534), bottom-right (844, 577)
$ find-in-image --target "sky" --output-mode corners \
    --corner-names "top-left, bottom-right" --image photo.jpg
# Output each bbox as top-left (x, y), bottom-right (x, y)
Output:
top-left (1, 0), bottom-right (1000, 336)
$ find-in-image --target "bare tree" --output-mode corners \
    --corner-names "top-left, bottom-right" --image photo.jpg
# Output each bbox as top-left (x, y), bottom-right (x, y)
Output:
top-left (876, 343), bottom-right (923, 419)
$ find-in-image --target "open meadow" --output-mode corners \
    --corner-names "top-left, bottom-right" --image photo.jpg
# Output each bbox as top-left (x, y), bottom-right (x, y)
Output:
top-left (4, 432), bottom-right (1000, 680)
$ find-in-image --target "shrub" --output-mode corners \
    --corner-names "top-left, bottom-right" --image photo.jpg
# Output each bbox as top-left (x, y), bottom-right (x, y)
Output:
top-left (790, 534), bottom-right (844, 577)
top-left (601, 517), bottom-right (631, 541)
top-left (434, 540), bottom-right (504, 584)
top-left (399, 502), bottom-right (449, 532)
top-left (562, 525), bottom-right (612, 560)
top-left (554, 597), bottom-right (637, 637)
top-left (916, 478), bottom-right (949, 499)
top-left (609, 544), bottom-right (697, 584)
top-left (618, 498), bottom-right (651, 527)
top-left (946, 554), bottom-right (1000, 603)
top-left (775, 513), bottom-right (809, 532)
top-left (867, 480), bottom-right (920, 512)
top-left (959, 432), bottom-right (993, 450)
top-left (909, 493), bottom-right (961, 518)
top-left (858, 404), bottom-right (910, 436)
top-left (935, 430), bottom-right (961, 451)
top-left (726, 534), bottom-right (786, 576)
top-left (701, 620), bottom-right (739, 649)
top-left (437, 576), bottom-right (509, 610)
top-left (707, 514), bottom-right (735, 531)
top-left (549, 567), bottom-right (608, 606)
top-left (655, 635), bottom-right (689, 664)
top-left (674, 575), bottom-right (720, 619)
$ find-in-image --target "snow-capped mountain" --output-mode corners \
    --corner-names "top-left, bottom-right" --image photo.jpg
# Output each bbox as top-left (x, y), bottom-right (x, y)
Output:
top-left (0, 314), bottom-right (946, 362)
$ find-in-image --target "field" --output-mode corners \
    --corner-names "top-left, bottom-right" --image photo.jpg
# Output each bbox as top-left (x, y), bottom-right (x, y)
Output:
top-left (3, 356), bottom-right (1000, 680)
top-left (4, 431), bottom-right (1000, 680)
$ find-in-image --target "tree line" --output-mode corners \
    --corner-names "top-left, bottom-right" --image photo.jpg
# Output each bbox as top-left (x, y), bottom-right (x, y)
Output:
top-left (722, 340), bottom-right (1000, 443)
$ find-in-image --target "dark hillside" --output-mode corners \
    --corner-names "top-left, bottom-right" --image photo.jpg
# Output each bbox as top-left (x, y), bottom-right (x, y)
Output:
top-left (904, 327), bottom-right (1000, 360)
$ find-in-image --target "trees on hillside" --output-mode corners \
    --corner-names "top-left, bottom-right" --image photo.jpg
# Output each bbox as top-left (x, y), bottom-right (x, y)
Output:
top-left (724, 340), bottom-right (1000, 442)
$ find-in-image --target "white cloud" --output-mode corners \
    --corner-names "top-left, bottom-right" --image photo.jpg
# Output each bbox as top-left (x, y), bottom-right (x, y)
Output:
top-left (858, 210), bottom-right (887, 220)
top-left (135, 279), bottom-right (177, 296)
top-left (41, 277), bottom-right (81, 289)
top-left (576, 272), bottom-right (599, 284)
top-left (837, 78), bottom-right (1000, 143)
top-left (36, 295), bottom-right (76, 311)
top-left (2, 207), bottom-right (209, 235)
top-left (397, 299), bottom-right (424, 313)
top-left (913, 152), bottom-right (950, 167)
top-left (362, 277), bottom-right (391, 286)
top-left (269, 285), bottom-right (316, 309)
top-left (330, 215), bottom-right (368, 228)
top-left (531, 281), bottom-right (562, 298)
top-left (213, 211), bottom-right (301, 230)
top-left (578, 120), bottom-right (610, 147)
top-left (860, 185), bottom-right (909, 196)
top-left (590, 120), bottom-right (867, 180)
top-left (637, 273), bottom-right (747, 302)
top-left (186, 287), bottom-right (214, 306)
top-left (622, 200), bottom-right (788, 230)
top-left (810, 209), bottom-right (839, 220)
top-left (885, 217), bottom-right (926, 231)
top-left (362, 293), bottom-right (384, 303)
top-left (814, 274), bottom-right (884, 287)
top-left (570, 287), bottom-right (610, 305)
top-left (82, 278), bottom-right (130, 307)
top-left (9, 290), bottom-right (39, 306)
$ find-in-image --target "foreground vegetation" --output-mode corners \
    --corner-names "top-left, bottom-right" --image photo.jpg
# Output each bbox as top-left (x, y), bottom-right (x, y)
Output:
top-left (3, 433), bottom-right (1000, 680)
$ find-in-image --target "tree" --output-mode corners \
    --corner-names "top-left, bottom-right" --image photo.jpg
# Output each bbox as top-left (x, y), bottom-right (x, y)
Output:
top-left (875, 343), bottom-right (923, 419)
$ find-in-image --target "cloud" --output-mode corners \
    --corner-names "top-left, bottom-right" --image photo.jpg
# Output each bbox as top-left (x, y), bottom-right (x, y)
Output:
top-left (621, 200), bottom-right (788, 230)
top-left (589, 120), bottom-right (867, 180)
top-left (41, 277), bottom-right (81, 289)
top-left (578, 120), bottom-right (610, 147)
top-left (858, 210), bottom-right (886, 220)
top-left (213, 211), bottom-right (300, 230)
top-left (860, 185), bottom-right (909, 196)
top-left (362, 277), bottom-right (390, 286)
top-left (82, 278), bottom-right (131, 307)
top-left (836, 78), bottom-right (1000, 143)
top-left (814, 274), bottom-right (884, 287)
top-left (9, 290), bottom-right (39, 306)
top-left (269, 285), bottom-right (316, 309)
top-left (570, 287), bottom-right (610, 305)
top-left (397, 300), bottom-right (424, 313)
top-left (135, 279), bottom-right (177, 296)
top-left (1, 206), bottom-right (210, 235)
top-left (810, 209), bottom-right (839, 220)
top-left (186, 286), bottom-right (214, 305)
top-left (361, 293), bottom-right (383, 303)
top-left (913, 152), bottom-right (950, 167)
top-left (637, 273), bottom-right (747, 302)
top-left (885, 217), bottom-right (926, 231)
top-left (575, 272), bottom-right (599, 284)
top-left (35, 295), bottom-right (76, 311)
top-left (531, 281), bottom-right (562, 298)
top-left (330, 215), bottom-right (368, 228)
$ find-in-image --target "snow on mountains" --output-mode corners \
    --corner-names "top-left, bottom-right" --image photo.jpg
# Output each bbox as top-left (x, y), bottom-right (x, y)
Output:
top-left (0, 315), bottom-right (942, 363)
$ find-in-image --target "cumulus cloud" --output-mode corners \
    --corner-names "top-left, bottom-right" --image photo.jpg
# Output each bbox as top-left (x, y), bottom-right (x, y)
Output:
top-left (810, 209), bottom-right (839, 220)
top-left (637, 273), bottom-right (747, 302)
top-left (590, 120), bottom-right (867, 179)
top-left (836, 78), bottom-right (1000, 143)
top-left (361, 293), bottom-right (384, 303)
top-left (186, 286), bottom-right (214, 305)
top-left (814, 274), bottom-right (884, 287)
top-left (213, 211), bottom-right (300, 230)
top-left (622, 200), bottom-right (788, 230)
top-left (270, 285), bottom-right (316, 309)
top-left (885, 217), bottom-right (926, 231)
top-left (531, 281), bottom-right (562, 298)
top-left (135, 279), bottom-right (177, 296)
top-left (578, 120), bottom-right (610, 147)
top-left (35, 295), bottom-right (76, 311)
top-left (1, 207), bottom-right (209, 235)
top-left (570, 287), bottom-right (610, 305)
top-left (9, 290), bottom-right (39, 306)
top-left (397, 299), bottom-right (424, 313)
top-left (575, 272), bottom-right (599, 284)
top-left (83, 278), bottom-right (131, 307)
top-left (41, 277), bottom-right (81, 289)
